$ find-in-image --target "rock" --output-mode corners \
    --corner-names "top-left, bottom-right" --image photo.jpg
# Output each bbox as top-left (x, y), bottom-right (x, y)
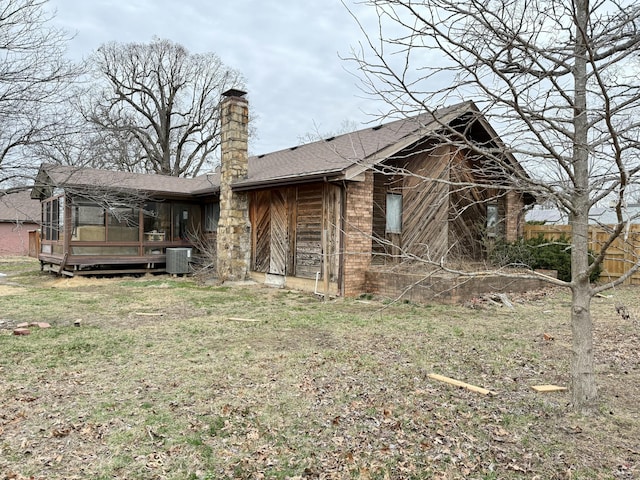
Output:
top-left (25, 322), bottom-right (51, 328)
top-left (17, 322), bottom-right (29, 328)
top-left (13, 328), bottom-right (30, 336)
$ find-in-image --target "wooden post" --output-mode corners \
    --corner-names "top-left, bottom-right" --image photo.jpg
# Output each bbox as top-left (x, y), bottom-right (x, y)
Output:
top-left (323, 229), bottom-right (330, 301)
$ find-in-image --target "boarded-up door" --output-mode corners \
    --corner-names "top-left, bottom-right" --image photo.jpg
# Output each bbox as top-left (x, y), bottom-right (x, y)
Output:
top-left (252, 191), bottom-right (271, 272)
top-left (250, 184), bottom-right (339, 281)
top-left (269, 190), bottom-right (288, 275)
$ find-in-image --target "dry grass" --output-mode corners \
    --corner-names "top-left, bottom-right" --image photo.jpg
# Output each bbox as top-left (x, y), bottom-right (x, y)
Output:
top-left (0, 257), bottom-right (639, 479)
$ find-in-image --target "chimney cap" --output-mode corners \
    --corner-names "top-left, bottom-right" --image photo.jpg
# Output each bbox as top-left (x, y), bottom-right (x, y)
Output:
top-left (222, 88), bottom-right (247, 98)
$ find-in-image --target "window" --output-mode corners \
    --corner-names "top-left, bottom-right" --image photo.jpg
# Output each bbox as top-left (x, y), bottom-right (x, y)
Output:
top-left (386, 193), bottom-right (402, 234)
top-left (173, 203), bottom-right (201, 241)
top-left (143, 202), bottom-right (171, 238)
top-left (108, 207), bottom-right (139, 242)
top-left (72, 203), bottom-right (106, 241)
top-left (76, 205), bottom-right (104, 225)
top-left (43, 197), bottom-right (61, 241)
top-left (204, 203), bottom-right (220, 232)
top-left (487, 203), bottom-right (499, 237)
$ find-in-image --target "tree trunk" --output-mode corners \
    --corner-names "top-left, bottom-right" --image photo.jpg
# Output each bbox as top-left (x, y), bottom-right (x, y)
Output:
top-left (570, 0), bottom-right (596, 412)
top-left (571, 274), bottom-right (597, 411)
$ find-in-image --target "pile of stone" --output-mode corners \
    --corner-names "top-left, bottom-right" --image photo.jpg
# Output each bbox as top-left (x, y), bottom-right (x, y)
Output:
top-left (12, 322), bottom-right (51, 336)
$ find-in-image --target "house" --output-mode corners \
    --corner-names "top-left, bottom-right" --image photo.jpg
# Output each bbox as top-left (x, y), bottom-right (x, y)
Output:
top-left (0, 190), bottom-right (41, 256)
top-left (32, 90), bottom-right (533, 297)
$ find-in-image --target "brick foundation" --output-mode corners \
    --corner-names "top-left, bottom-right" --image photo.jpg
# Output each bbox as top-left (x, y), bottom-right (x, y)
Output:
top-left (365, 267), bottom-right (551, 304)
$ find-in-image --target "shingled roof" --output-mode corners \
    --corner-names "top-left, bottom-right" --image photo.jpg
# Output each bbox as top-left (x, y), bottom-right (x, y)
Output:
top-left (0, 190), bottom-right (41, 223)
top-left (32, 102), bottom-right (477, 197)
top-left (31, 165), bottom-right (217, 199)
top-left (232, 101), bottom-right (473, 190)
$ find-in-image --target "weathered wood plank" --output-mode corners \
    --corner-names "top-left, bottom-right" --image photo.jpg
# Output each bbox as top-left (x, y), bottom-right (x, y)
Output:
top-left (428, 373), bottom-right (495, 395)
top-left (295, 186), bottom-right (324, 278)
top-left (269, 190), bottom-right (288, 275)
top-left (531, 385), bottom-right (568, 393)
top-left (251, 191), bottom-right (271, 273)
top-left (400, 145), bottom-right (451, 261)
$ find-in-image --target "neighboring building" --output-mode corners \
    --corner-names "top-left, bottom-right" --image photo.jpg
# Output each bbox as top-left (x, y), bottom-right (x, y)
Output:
top-left (31, 90), bottom-right (534, 296)
top-left (0, 190), bottom-right (41, 256)
top-left (525, 204), bottom-right (640, 226)
top-left (525, 205), bottom-right (568, 225)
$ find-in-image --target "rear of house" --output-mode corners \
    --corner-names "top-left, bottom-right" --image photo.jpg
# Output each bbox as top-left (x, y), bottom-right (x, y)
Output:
top-left (217, 91), bottom-right (531, 297)
top-left (31, 90), bottom-right (532, 297)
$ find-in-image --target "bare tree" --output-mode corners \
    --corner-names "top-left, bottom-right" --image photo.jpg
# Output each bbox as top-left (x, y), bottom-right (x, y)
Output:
top-left (0, 0), bottom-right (79, 188)
top-left (32, 107), bottom-right (148, 171)
top-left (83, 37), bottom-right (246, 177)
top-left (346, 0), bottom-right (640, 412)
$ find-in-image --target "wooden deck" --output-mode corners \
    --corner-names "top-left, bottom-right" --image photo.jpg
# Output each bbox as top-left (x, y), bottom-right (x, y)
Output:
top-left (39, 253), bottom-right (167, 276)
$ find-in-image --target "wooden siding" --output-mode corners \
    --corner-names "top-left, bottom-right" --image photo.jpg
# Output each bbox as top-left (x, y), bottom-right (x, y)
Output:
top-left (324, 183), bottom-right (341, 282)
top-left (251, 191), bottom-right (271, 272)
top-left (295, 186), bottom-right (323, 278)
top-left (448, 150), bottom-right (492, 260)
top-left (250, 183), bottom-right (341, 281)
top-left (371, 144), bottom-right (515, 264)
top-left (372, 173), bottom-right (387, 257)
top-left (524, 224), bottom-right (640, 285)
top-left (371, 144), bottom-right (451, 263)
top-left (401, 145), bottom-right (451, 261)
top-left (269, 190), bottom-right (288, 275)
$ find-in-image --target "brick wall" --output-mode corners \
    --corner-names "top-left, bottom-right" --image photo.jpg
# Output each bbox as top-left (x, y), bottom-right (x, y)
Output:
top-left (342, 171), bottom-right (374, 297)
top-left (0, 222), bottom-right (37, 256)
top-left (504, 191), bottom-right (525, 242)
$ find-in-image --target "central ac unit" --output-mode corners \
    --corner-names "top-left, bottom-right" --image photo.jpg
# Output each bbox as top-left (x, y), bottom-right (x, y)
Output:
top-left (166, 247), bottom-right (192, 274)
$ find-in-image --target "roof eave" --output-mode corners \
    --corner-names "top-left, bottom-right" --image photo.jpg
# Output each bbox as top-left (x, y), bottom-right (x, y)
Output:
top-left (342, 129), bottom-right (433, 181)
top-left (231, 171), bottom-right (346, 192)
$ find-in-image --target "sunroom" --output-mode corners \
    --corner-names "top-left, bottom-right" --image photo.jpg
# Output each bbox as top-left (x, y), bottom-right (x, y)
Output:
top-left (32, 164), bottom-right (218, 275)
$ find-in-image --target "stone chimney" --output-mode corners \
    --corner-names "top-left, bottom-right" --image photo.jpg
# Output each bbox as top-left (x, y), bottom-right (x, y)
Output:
top-left (216, 89), bottom-right (251, 281)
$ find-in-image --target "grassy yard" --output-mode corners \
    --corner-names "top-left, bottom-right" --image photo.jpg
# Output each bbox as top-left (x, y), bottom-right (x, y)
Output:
top-left (0, 257), bottom-right (639, 479)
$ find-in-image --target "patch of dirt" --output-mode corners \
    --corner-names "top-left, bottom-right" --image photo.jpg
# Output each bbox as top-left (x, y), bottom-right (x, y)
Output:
top-left (0, 284), bottom-right (25, 296)
top-left (42, 275), bottom-right (130, 289)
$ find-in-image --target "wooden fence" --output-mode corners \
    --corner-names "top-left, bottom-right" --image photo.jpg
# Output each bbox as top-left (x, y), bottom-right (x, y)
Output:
top-left (523, 224), bottom-right (640, 285)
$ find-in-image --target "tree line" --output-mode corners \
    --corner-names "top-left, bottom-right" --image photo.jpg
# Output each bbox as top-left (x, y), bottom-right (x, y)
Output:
top-left (0, 0), bottom-right (246, 189)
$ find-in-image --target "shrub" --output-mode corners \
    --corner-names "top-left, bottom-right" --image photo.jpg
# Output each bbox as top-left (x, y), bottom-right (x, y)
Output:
top-left (489, 234), bottom-right (601, 283)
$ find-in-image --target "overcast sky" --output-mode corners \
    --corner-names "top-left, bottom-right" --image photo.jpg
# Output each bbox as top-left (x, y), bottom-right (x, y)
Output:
top-left (46, 0), bottom-right (386, 156)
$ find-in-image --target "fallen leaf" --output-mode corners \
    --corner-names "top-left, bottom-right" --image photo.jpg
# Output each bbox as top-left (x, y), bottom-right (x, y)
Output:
top-left (52, 428), bottom-right (71, 438)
